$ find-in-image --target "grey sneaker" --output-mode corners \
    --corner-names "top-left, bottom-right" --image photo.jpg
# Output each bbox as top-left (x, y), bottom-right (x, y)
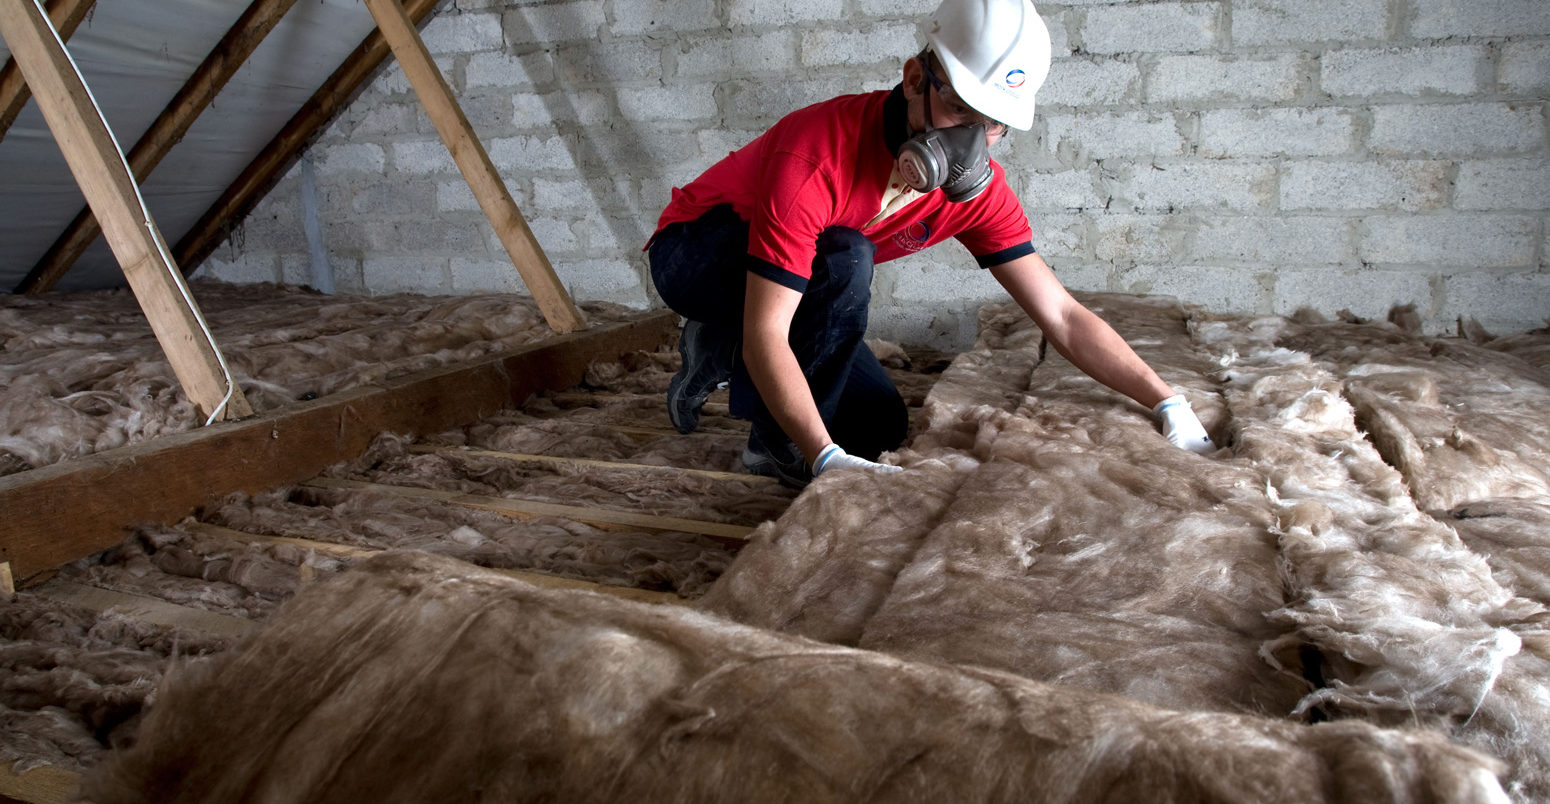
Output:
top-left (667, 320), bottom-right (733, 434)
top-left (741, 427), bottom-right (811, 489)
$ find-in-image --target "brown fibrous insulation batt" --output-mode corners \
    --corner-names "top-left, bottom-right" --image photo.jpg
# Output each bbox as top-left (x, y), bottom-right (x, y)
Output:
top-left (1481, 323), bottom-right (1550, 373)
top-left (859, 410), bottom-right (1303, 717)
top-left (0, 593), bottom-right (228, 774)
top-left (713, 294), bottom-right (1293, 716)
top-left (85, 551), bottom-right (1509, 804)
top-left (1440, 499), bottom-right (1550, 607)
top-left (0, 281), bottom-right (630, 476)
top-left (706, 294), bottom-right (1549, 799)
top-left (697, 448), bottom-right (979, 644)
top-left (54, 524), bottom-right (322, 620)
top-left (1193, 312), bottom-right (1550, 801)
top-left (866, 295), bottom-right (1294, 716)
top-left (1274, 310), bottom-right (1550, 512)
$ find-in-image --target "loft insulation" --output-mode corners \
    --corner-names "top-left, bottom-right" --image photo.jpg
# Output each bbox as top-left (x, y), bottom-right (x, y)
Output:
top-left (84, 551), bottom-right (1508, 804)
top-left (0, 281), bottom-right (629, 476)
top-left (704, 293), bottom-right (1550, 800)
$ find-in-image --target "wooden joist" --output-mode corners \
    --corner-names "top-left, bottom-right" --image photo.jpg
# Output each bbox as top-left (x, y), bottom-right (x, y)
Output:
top-left (18, 0), bottom-right (302, 295)
top-left (412, 443), bottom-right (777, 486)
top-left (305, 477), bottom-right (755, 545)
top-left (362, 0), bottom-right (585, 335)
top-left (0, 0), bottom-right (92, 144)
top-left (599, 422), bottom-right (748, 439)
top-left (0, 310), bottom-right (678, 582)
top-left (0, 763), bottom-right (81, 804)
top-left (549, 390), bottom-right (733, 418)
top-left (0, 0), bottom-right (253, 423)
top-left (186, 522), bottom-right (690, 606)
top-left (175, 0), bottom-right (440, 273)
top-left (29, 581), bottom-right (260, 639)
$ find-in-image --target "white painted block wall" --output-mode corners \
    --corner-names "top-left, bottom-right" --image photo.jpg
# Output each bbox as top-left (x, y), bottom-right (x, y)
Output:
top-left (200, 0), bottom-right (1550, 345)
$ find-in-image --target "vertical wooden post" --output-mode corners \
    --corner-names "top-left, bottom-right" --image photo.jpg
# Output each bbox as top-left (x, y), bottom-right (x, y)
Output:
top-left (0, 0), bottom-right (253, 421)
top-left (363, 0), bottom-right (587, 334)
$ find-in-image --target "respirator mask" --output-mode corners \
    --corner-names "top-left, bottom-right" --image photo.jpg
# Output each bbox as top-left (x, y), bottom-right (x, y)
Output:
top-left (896, 77), bottom-right (992, 203)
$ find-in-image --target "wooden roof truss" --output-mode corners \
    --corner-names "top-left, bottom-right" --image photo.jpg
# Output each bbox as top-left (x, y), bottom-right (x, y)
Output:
top-left (0, 0), bottom-right (584, 422)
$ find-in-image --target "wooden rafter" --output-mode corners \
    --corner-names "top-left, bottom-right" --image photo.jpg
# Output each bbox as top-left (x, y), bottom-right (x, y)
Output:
top-left (0, 0), bottom-right (92, 143)
top-left (363, 0), bottom-right (586, 334)
top-left (16, 0), bottom-right (301, 295)
top-left (174, 0), bottom-right (440, 274)
top-left (0, 311), bottom-right (677, 582)
top-left (0, 0), bottom-right (253, 423)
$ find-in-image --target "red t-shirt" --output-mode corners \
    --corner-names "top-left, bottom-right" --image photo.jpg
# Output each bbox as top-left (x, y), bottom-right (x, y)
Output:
top-left (653, 88), bottom-right (1035, 292)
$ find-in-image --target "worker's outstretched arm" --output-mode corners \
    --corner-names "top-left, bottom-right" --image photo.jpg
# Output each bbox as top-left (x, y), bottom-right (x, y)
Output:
top-left (989, 253), bottom-right (1214, 453)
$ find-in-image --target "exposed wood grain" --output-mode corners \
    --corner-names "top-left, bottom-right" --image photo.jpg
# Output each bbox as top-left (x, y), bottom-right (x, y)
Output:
top-left (0, 764), bottom-right (82, 804)
top-left (0, 0), bottom-right (92, 143)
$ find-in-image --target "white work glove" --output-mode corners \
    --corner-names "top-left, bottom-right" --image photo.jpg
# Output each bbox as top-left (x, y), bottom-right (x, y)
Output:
top-left (1153, 394), bottom-right (1216, 454)
top-left (813, 444), bottom-right (903, 478)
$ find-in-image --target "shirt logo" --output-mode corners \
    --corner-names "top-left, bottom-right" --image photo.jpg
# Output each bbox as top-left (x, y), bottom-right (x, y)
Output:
top-left (893, 221), bottom-right (932, 253)
top-left (1005, 69), bottom-right (1026, 88)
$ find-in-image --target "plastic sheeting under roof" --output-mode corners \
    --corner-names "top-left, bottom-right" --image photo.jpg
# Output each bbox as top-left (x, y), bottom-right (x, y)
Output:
top-left (0, 0), bottom-right (381, 292)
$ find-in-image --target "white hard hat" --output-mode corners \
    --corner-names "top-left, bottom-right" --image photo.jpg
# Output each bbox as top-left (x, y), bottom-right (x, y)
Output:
top-left (923, 0), bottom-right (1051, 131)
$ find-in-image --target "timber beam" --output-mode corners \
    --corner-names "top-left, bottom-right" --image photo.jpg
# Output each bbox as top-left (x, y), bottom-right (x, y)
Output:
top-left (0, 0), bottom-right (253, 423)
top-left (0, 0), bottom-right (92, 143)
top-left (174, 0), bottom-right (439, 274)
top-left (363, 0), bottom-right (585, 334)
top-left (0, 310), bottom-right (677, 582)
top-left (18, 0), bottom-right (302, 295)
top-left (410, 444), bottom-right (777, 486)
top-left (0, 763), bottom-right (81, 804)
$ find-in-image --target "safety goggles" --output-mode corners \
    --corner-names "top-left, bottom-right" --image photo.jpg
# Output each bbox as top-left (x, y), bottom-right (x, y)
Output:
top-left (922, 60), bottom-right (1010, 137)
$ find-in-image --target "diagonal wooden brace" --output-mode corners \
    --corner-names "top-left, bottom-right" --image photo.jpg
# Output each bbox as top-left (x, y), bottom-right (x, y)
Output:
top-left (0, 0), bottom-right (253, 422)
top-left (364, 0), bottom-right (588, 334)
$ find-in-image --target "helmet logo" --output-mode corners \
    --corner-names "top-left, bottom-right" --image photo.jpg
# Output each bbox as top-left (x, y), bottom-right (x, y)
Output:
top-left (1005, 69), bottom-right (1027, 88)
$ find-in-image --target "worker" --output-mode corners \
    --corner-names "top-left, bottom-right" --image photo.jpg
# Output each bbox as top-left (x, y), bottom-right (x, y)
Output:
top-left (647, 0), bottom-right (1214, 489)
